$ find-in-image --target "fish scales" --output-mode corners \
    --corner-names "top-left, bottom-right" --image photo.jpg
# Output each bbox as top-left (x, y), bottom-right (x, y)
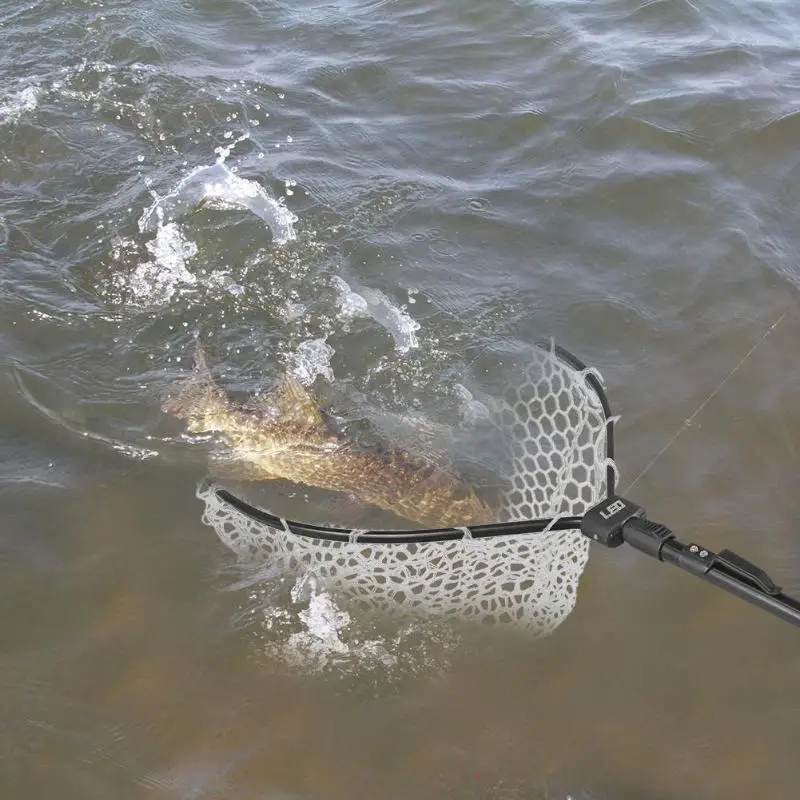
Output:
top-left (163, 348), bottom-right (494, 528)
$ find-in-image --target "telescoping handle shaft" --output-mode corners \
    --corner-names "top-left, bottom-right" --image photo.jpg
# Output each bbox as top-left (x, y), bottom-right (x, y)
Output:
top-left (582, 496), bottom-right (800, 628)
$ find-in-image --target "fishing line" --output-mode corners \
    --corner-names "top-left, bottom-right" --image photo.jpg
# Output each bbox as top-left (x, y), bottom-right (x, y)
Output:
top-left (623, 304), bottom-right (794, 495)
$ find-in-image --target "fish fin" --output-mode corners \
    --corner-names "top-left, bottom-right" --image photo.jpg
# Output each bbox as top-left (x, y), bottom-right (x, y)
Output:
top-left (269, 377), bottom-right (329, 432)
top-left (194, 343), bottom-right (211, 375)
top-left (162, 376), bottom-right (212, 419)
top-left (162, 345), bottom-right (228, 422)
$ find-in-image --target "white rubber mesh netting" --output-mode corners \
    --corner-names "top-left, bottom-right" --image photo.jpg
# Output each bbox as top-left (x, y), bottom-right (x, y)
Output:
top-left (198, 345), bottom-right (615, 635)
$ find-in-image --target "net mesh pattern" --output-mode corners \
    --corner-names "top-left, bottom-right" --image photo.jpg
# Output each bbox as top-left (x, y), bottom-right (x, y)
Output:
top-left (199, 345), bottom-right (614, 635)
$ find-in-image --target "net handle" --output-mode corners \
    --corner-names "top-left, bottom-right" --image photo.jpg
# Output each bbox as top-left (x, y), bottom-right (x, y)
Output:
top-left (212, 342), bottom-right (616, 544)
top-left (583, 494), bottom-right (800, 629)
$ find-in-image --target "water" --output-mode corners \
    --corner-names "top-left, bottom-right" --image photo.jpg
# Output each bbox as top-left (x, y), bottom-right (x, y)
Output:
top-left (3, 0), bottom-right (800, 796)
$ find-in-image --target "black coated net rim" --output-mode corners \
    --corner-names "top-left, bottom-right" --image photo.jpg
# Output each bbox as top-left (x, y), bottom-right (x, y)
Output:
top-left (211, 342), bottom-right (616, 545)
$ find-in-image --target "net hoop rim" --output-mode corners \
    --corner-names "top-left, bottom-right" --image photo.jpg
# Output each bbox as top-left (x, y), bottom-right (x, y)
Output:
top-left (213, 486), bottom-right (586, 544)
top-left (543, 340), bottom-right (616, 472)
top-left (211, 341), bottom-right (616, 544)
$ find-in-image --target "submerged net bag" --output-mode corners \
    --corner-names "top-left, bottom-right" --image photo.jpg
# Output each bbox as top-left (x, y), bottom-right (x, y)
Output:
top-left (198, 343), bottom-right (615, 636)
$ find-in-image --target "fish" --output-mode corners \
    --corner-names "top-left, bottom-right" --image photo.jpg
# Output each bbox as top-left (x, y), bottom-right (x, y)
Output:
top-left (163, 347), bottom-right (495, 528)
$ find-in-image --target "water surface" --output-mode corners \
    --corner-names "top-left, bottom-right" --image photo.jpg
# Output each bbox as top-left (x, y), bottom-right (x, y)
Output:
top-left (3, 0), bottom-right (800, 797)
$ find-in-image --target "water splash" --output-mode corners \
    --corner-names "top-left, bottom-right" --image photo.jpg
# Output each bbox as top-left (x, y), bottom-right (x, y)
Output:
top-left (289, 338), bottom-right (335, 385)
top-left (247, 574), bottom-right (457, 681)
top-left (332, 275), bottom-right (370, 319)
top-left (127, 223), bottom-right (198, 306)
top-left (120, 131), bottom-right (297, 306)
top-left (360, 287), bottom-right (420, 354)
top-left (138, 161), bottom-right (297, 245)
top-left (283, 575), bottom-right (357, 671)
top-left (333, 276), bottom-right (420, 353)
top-left (0, 84), bottom-right (40, 124)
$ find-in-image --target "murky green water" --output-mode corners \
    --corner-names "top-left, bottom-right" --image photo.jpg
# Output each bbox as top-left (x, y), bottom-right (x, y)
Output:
top-left (3, 0), bottom-right (800, 797)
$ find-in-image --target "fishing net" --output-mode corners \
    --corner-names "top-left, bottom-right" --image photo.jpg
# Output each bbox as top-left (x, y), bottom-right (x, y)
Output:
top-left (197, 343), bottom-right (615, 635)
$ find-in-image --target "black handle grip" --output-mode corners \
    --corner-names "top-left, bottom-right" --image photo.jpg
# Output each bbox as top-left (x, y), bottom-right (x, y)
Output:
top-left (581, 497), bottom-right (800, 629)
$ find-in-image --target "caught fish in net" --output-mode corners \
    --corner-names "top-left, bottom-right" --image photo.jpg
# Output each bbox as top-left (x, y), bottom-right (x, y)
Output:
top-left (183, 343), bottom-right (615, 636)
top-left (178, 338), bottom-right (800, 636)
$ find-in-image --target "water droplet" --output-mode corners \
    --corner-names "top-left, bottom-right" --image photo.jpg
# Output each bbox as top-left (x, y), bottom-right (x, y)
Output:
top-left (468, 197), bottom-right (491, 212)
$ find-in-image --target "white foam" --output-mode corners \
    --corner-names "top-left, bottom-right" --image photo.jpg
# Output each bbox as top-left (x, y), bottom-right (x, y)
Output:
top-left (251, 575), bottom-right (452, 678)
top-left (285, 576), bottom-right (351, 669)
top-left (139, 161), bottom-right (297, 245)
top-left (128, 222), bottom-right (198, 306)
top-left (0, 85), bottom-right (40, 124)
top-left (333, 276), bottom-right (420, 354)
top-left (361, 287), bottom-right (420, 353)
top-left (281, 301), bottom-right (307, 321)
top-left (289, 337), bottom-right (335, 385)
top-left (332, 275), bottom-right (369, 319)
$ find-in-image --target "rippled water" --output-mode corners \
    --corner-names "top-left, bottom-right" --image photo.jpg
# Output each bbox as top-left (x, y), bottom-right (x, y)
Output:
top-left (4, 0), bottom-right (800, 797)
